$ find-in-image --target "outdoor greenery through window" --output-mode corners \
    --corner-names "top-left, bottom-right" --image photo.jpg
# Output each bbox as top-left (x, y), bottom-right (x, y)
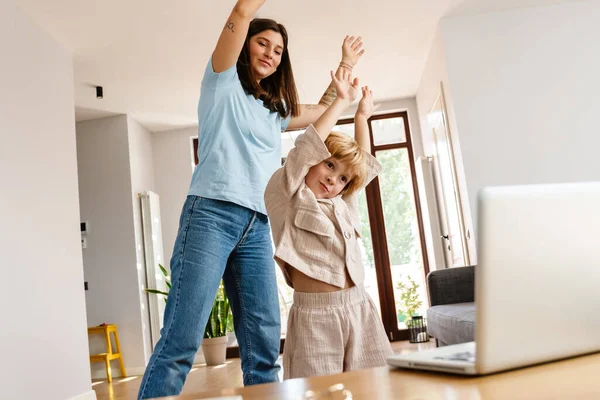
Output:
top-left (375, 148), bottom-right (428, 328)
top-left (357, 150), bottom-right (418, 267)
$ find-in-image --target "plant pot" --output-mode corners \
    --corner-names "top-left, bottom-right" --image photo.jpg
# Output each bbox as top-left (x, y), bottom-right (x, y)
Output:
top-left (201, 336), bottom-right (228, 366)
top-left (407, 316), bottom-right (430, 343)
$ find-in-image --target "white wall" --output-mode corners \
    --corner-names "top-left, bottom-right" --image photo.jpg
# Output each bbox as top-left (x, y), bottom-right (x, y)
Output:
top-left (76, 115), bottom-right (148, 377)
top-left (127, 116), bottom-right (156, 365)
top-left (416, 29), bottom-right (457, 158)
top-left (151, 127), bottom-right (196, 260)
top-left (440, 0), bottom-right (600, 227)
top-left (416, 27), bottom-right (478, 265)
top-left (0, 1), bottom-right (93, 399)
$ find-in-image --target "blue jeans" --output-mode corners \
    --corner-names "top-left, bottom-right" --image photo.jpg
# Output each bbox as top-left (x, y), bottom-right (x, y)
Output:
top-left (138, 196), bottom-right (281, 399)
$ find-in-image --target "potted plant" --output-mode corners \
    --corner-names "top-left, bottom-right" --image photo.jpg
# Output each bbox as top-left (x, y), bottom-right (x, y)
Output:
top-left (396, 274), bottom-right (428, 343)
top-left (201, 281), bottom-right (232, 366)
top-left (396, 274), bottom-right (423, 324)
top-left (145, 265), bottom-right (233, 365)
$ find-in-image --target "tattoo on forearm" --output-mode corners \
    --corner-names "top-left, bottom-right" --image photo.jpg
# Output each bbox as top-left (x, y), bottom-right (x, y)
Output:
top-left (306, 104), bottom-right (320, 110)
top-left (224, 20), bottom-right (235, 33)
top-left (318, 84), bottom-right (337, 107)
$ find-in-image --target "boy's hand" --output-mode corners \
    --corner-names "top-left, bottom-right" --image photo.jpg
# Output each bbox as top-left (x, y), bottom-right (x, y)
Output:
top-left (331, 68), bottom-right (360, 104)
top-left (342, 35), bottom-right (365, 67)
top-left (356, 86), bottom-right (379, 119)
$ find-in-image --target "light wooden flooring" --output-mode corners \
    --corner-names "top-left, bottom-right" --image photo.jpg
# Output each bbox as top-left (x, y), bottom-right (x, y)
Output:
top-left (93, 340), bottom-right (435, 400)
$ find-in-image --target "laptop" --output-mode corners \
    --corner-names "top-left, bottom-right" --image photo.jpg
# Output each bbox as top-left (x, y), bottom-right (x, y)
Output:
top-left (388, 181), bottom-right (600, 375)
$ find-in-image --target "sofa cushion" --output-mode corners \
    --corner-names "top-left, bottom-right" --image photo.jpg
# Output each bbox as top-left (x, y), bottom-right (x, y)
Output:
top-left (427, 302), bottom-right (475, 346)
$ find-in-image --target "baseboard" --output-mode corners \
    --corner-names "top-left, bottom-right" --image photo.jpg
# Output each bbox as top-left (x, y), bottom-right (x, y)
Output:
top-left (69, 390), bottom-right (97, 400)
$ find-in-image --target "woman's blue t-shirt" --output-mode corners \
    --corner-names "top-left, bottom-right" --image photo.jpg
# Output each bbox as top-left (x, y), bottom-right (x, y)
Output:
top-left (188, 58), bottom-right (291, 215)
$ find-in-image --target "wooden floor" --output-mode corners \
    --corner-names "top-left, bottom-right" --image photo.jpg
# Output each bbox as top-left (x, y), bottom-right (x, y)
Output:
top-left (93, 340), bottom-right (434, 400)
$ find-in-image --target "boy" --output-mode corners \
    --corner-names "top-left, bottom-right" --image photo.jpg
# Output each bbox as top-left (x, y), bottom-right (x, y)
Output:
top-left (265, 68), bottom-right (393, 379)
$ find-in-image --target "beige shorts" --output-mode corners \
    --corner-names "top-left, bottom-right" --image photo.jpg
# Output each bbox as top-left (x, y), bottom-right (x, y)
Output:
top-left (283, 285), bottom-right (394, 380)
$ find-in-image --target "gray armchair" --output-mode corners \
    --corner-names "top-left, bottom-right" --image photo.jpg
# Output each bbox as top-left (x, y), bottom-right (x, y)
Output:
top-left (426, 266), bottom-right (476, 347)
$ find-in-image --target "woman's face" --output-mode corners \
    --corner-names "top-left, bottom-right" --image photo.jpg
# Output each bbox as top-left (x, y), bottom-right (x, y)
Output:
top-left (248, 29), bottom-right (284, 81)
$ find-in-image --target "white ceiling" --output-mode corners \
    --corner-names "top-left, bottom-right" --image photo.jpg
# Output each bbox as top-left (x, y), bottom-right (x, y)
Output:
top-left (17, 0), bottom-right (575, 132)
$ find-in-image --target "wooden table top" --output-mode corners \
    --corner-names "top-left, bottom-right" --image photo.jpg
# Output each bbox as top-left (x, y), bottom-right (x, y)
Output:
top-left (161, 352), bottom-right (600, 400)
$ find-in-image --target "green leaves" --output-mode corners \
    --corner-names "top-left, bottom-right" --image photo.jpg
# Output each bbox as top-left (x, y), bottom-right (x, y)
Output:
top-left (203, 283), bottom-right (232, 339)
top-left (145, 289), bottom-right (170, 297)
top-left (159, 264), bottom-right (169, 277)
top-left (145, 264), bottom-right (171, 300)
top-left (159, 263), bottom-right (172, 290)
top-left (396, 274), bottom-right (423, 320)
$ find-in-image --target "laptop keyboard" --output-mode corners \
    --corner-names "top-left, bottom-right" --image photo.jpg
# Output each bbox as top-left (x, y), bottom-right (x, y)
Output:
top-left (434, 350), bottom-right (476, 363)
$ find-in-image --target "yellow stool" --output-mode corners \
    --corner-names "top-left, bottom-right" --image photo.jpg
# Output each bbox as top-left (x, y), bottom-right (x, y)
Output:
top-left (88, 324), bottom-right (126, 383)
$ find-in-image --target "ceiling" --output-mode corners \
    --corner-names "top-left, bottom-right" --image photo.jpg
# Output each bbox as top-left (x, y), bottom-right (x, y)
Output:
top-left (17, 0), bottom-right (575, 132)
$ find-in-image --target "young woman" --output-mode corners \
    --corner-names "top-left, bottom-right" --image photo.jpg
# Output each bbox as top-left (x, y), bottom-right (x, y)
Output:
top-left (138, 1), bottom-right (364, 398)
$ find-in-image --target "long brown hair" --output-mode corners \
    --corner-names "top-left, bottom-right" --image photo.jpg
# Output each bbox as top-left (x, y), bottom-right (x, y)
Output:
top-left (237, 18), bottom-right (300, 119)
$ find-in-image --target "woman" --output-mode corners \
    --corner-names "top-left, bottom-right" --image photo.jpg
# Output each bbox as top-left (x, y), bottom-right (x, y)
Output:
top-left (138, 1), bottom-right (364, 398)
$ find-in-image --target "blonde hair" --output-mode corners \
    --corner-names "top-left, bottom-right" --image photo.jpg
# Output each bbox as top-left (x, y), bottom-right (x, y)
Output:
top-left (324, 131), bottom-right (368, 196)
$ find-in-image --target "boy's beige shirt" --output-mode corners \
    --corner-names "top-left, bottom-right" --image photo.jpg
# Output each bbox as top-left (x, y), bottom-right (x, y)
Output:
top-left (264, 124), bottom-right (382, 288)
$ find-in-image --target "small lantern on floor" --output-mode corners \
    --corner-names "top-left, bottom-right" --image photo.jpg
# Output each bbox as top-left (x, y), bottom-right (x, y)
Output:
top-left (407, 315), bottom-right (430, 343)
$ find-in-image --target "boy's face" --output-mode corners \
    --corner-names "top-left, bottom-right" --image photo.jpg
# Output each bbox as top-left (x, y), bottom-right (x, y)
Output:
top-left (305, 157), bottom-right (354, 199)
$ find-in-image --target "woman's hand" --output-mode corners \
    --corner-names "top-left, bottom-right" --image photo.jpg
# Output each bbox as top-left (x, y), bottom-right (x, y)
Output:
top-left (341, 35), bottom-right (365, 67)
top-left (331, 68), bottom-right (360, 104)
top-left (356, 86), bottom-right (378, 119)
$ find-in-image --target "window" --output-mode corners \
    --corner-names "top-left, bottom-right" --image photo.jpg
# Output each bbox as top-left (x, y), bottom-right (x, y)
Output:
top-left (335, 112), bottom-right (430, 340)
